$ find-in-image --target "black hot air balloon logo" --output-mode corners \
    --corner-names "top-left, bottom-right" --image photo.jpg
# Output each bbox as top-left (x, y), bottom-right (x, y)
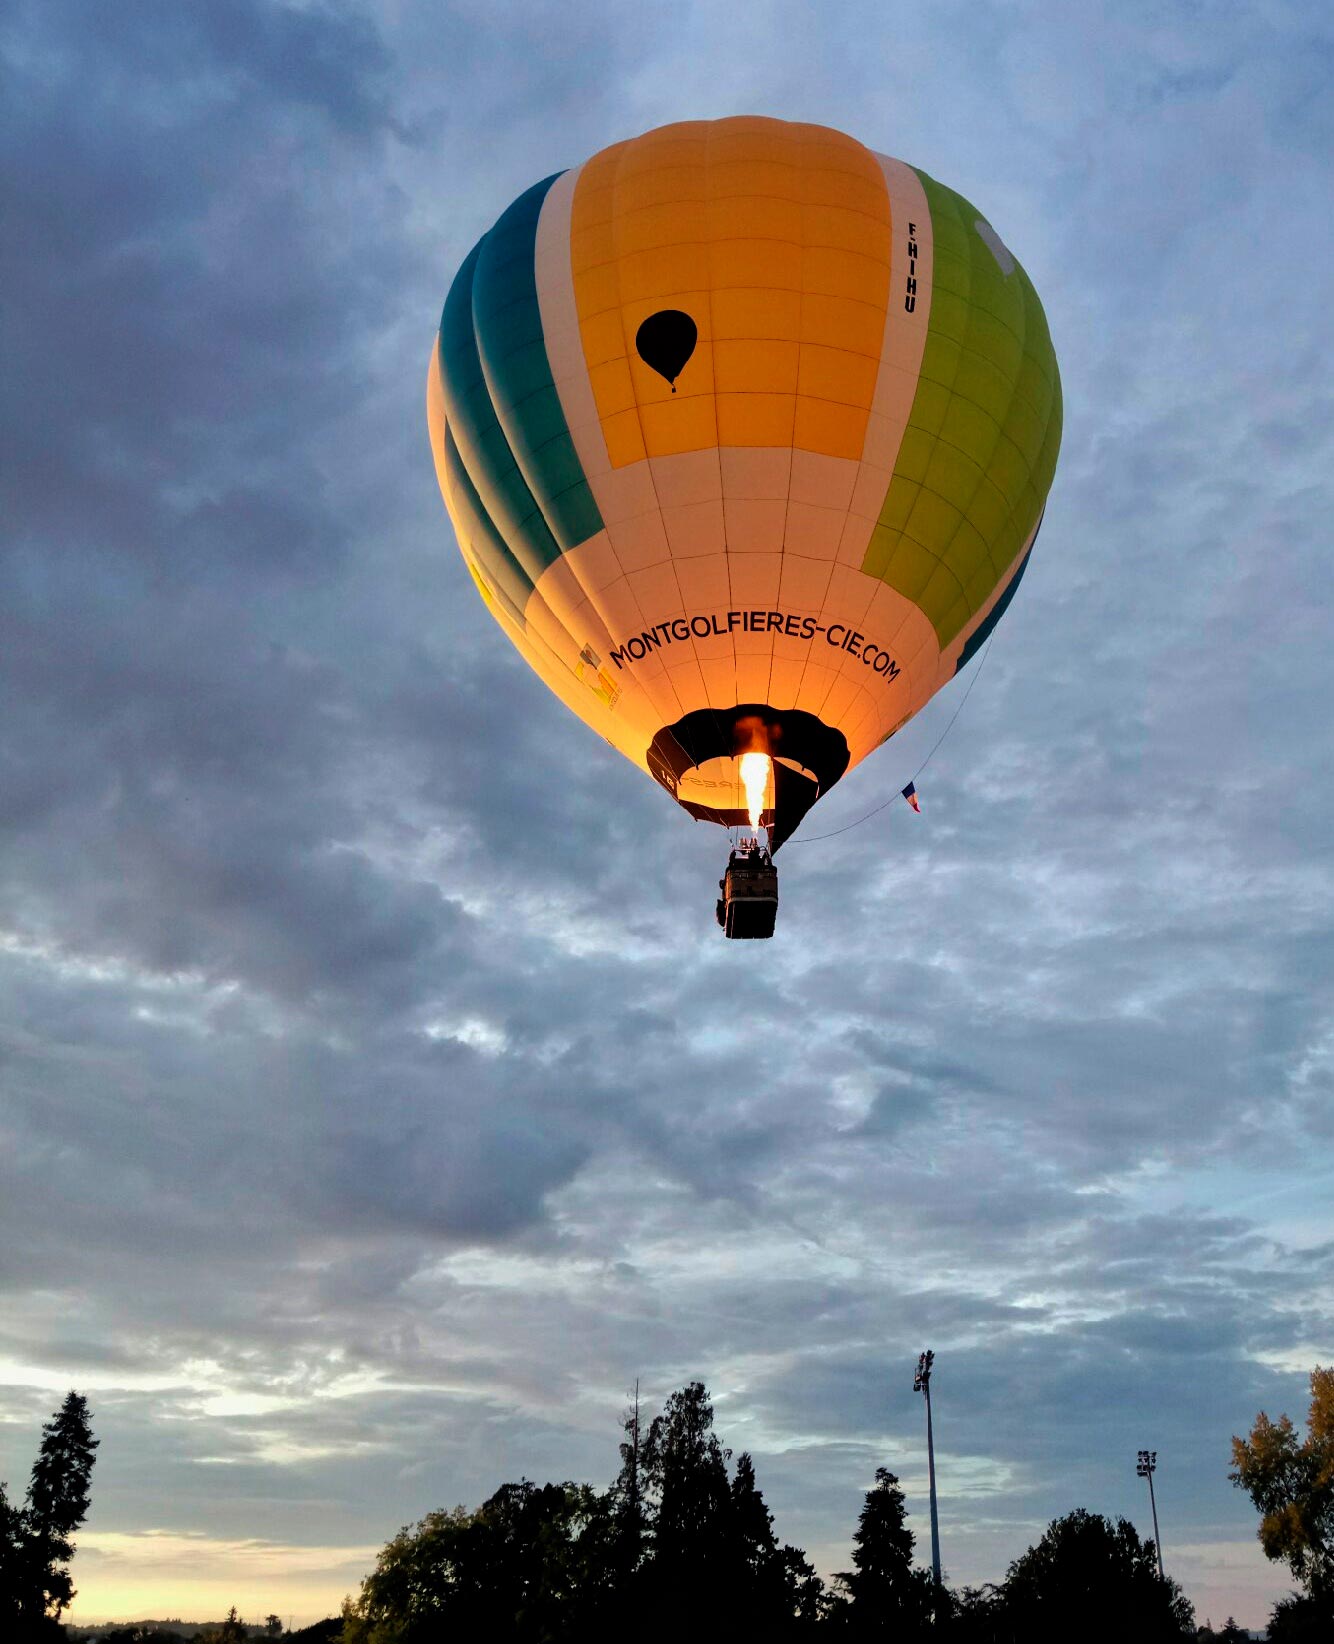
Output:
top-left (635, 309), bottom-right (697, 393)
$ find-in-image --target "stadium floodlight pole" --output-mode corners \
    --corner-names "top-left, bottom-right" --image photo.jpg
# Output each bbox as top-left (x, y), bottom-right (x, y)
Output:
top-left (1137, 1449), bottom-right (1164, 1580)
top-left (914, 1349), bottom-right (942, 1588)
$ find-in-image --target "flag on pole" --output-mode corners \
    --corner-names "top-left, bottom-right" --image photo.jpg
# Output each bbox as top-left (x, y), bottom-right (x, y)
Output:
top-left (902, 782), bottom-right (921, 813)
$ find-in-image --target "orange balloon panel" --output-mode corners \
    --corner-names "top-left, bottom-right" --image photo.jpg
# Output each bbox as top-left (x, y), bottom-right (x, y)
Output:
top-left (428, 116), bottom-right (1061, 846)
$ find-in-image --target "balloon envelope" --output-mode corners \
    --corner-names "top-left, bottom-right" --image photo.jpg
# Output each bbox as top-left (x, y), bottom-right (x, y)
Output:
top-left (428, 116), bottom-right (1061, 846)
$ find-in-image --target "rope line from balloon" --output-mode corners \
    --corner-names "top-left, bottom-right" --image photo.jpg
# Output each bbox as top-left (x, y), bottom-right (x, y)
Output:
top-left (782, 631), bottom-right (998, 846)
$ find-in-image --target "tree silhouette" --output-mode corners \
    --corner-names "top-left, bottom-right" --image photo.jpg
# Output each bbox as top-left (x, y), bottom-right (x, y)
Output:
top-left (1265, 1589), bottom-right (1334, 1641)
top-left (948, 1581), bottom-right (1007, 1642)
top-left (998, 1508), bottom-right (1194, 1642)
top-left (341, 1480), bottom-right (605, 1643)
top-left (199, 1607), bottom-right (247, 1643)
top-left (285, 1621), bottom-right (343, 1643)
top-left (775, 1541), bottom-right (828, 1636)
top-left (640, 1380), bottom-right (734, 1634)
top-left (609, 1384), bottom-right (649, 1591)
top-left (0, 1390), bottom-right (98, 1635)
top-left (336, 1379), bottom-right (1228, 1642)
top-left (830, 1466), bottom-right (934, 1636)
top-left (730, 1451), bottom-right (777, 1573)
top-left (0, 1481), bottom-right (23, 1629)
top-left (727, 1450), bottom-right (822, 1635)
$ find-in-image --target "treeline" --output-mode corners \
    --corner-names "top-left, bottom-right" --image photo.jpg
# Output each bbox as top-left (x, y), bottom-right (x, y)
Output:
top-left (337, 1381), bottom-right (1195, 1643)
top-left (13, 1374), bottom-right (1334, 1642)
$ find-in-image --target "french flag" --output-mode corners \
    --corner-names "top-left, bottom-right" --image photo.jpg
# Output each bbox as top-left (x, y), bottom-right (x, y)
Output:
top-left (902, 782), bottom-right (921, 813)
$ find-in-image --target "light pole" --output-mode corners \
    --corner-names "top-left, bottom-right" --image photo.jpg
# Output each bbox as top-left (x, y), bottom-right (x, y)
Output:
top-left (914, 1349), bottom-right (942, 1588)
top-left (1137, 1449), bottom-right (1164, 1580)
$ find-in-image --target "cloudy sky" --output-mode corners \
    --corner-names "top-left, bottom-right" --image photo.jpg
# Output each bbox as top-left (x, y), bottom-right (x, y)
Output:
top-left (2, 0), bottom-right (1332, 1630)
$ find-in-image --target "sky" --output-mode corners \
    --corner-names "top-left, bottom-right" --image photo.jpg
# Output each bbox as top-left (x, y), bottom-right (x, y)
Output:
top-left (1, 0), bottom-right (1332, 1630)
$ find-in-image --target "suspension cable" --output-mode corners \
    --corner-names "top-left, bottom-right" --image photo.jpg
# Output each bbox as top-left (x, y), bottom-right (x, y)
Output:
top-left (783, 632), bottom-right (998, 846)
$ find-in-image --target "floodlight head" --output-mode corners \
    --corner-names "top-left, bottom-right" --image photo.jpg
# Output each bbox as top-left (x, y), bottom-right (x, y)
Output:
top-left (914, 1349), bottom-right (933, 1393)
top-left (1136, 1449), bottom-right (1157, 1477)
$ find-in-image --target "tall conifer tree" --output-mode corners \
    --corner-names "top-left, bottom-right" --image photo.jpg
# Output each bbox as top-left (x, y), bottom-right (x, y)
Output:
top-left (641, 1382), bottom-right (733, 1635)
top-left (834, 1466), bottom-right (934, 1636)
top-left (2, 1391), bottom-right (99, 1634)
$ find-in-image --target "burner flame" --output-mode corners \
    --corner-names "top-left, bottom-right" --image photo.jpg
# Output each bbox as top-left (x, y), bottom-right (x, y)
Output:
top-left (739, 752), bottom-right (771, 834)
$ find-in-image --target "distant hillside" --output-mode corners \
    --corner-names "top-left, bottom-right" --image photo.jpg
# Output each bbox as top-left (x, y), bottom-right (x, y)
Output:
top-left (67, 1622), bottom-right (340, 1643)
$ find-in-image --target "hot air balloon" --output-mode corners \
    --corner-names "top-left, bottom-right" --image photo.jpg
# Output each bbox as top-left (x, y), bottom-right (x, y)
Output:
top-left (428, 116), bottom-right (1061, 937)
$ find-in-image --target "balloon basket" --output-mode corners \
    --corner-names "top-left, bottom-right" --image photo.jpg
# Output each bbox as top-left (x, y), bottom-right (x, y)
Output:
top-left (716, 843), bottom-right (778, 940)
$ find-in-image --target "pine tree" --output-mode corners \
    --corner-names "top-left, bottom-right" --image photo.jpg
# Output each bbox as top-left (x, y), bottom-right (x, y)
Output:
top-left (206, 1607), bottom-right (247, 1643)
top-left (729, 1451), bottom-right (822, 1637)
top-left (834, 1467), bottom-right (934, 1637)
top-left (27, 1393), bottom-right (99, 1544)
top-left (613, 1381), bottom-right (649, 1577)
top-left (730, 1452), bottom-right (778, 1574)
top-left (641, 1382), bottom-right (733, 1637)
top-left (4, 1391), bottom-right (99, 1633)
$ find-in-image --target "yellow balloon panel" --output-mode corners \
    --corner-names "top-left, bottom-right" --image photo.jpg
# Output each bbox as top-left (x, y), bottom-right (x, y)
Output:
top-left (569, 118), bottom-right (891, 466)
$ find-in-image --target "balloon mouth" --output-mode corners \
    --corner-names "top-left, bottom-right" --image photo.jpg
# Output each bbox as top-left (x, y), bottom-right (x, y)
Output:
top-left (647, 705), bottom-right (850, 851)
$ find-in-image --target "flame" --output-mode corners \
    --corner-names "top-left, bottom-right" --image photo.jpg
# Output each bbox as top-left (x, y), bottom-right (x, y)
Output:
top-left (739, 752), bottom-right (771, 834)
